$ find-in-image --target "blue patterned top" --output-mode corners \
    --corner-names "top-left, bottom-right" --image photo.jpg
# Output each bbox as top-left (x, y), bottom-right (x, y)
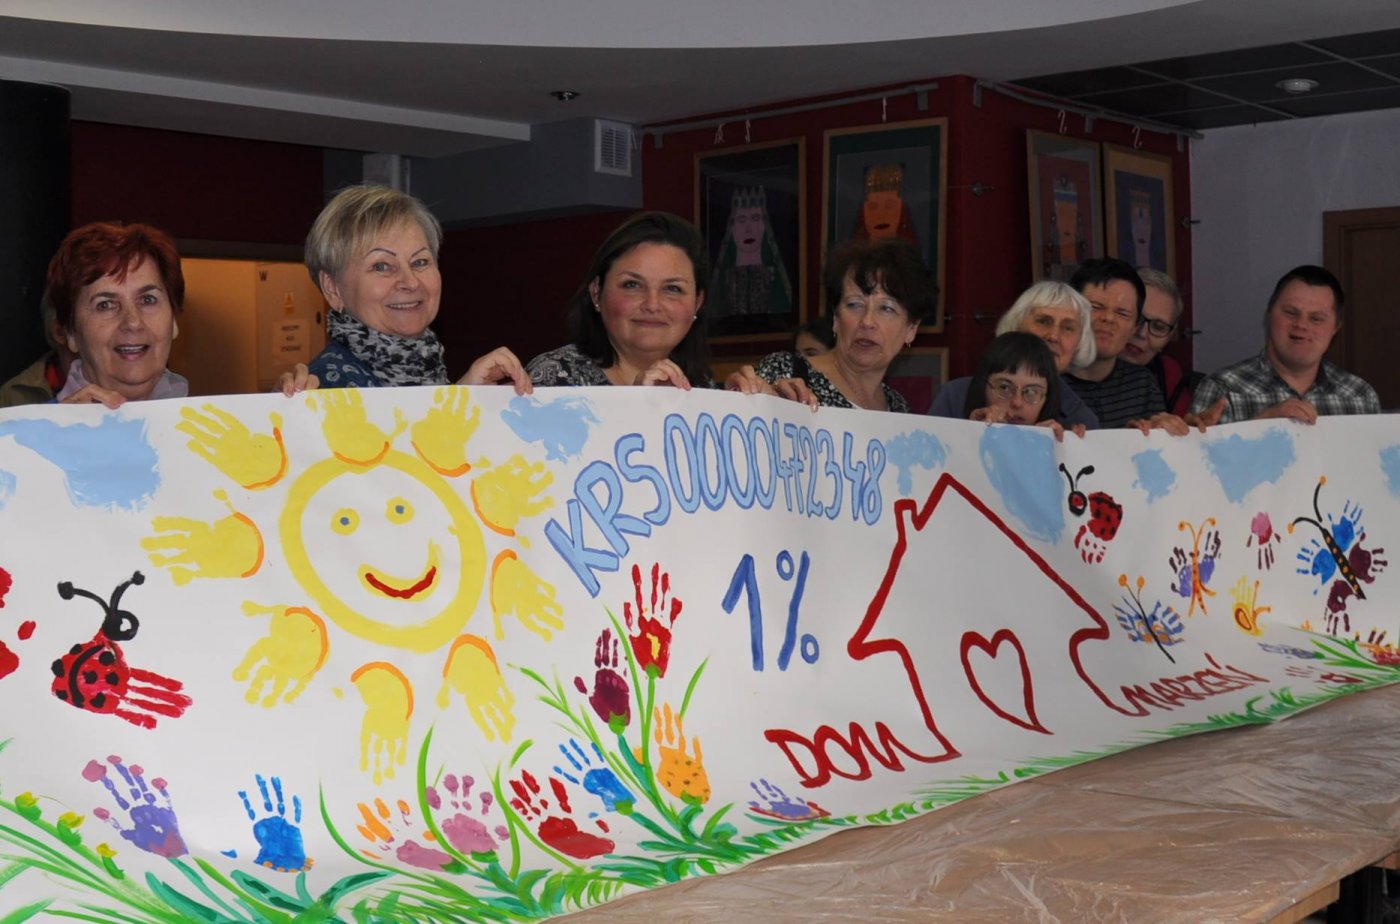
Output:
top-left (307, 342), bottom-right (381, 388)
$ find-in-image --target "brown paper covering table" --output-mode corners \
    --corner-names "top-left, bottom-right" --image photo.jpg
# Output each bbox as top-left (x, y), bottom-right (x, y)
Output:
top-left (564, 684), bottom-right (1400, 923)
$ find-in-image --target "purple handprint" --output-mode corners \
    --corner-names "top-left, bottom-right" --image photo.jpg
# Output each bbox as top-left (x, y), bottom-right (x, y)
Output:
top-left (573, 628), bottom-right (630, 732)
top-left (83, 755), bottom-right (187, 858)
top-left (748, 778), bottom-right (828, 822)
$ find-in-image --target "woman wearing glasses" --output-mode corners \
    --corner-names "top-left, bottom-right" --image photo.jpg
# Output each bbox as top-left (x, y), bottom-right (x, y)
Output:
top-left (961, 333), bottom-right (1080, 440)
top-left (928, 281), bottom-right (1096, 431)
top-left (1121, 267), bottom-right (1192, 416)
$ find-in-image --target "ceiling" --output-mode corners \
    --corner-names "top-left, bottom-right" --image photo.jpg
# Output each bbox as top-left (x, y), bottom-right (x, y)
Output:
top-left (1012, 26), bottom-right (1400, 131)
top-left (5, 1), bottom-right (1400, 156)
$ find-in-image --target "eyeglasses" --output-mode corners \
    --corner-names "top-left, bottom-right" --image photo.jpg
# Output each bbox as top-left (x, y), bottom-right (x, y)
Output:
top-left (1136, 316), bottom-right (1175, 338)
top-left (987, 379), bottom-right (1047, 404)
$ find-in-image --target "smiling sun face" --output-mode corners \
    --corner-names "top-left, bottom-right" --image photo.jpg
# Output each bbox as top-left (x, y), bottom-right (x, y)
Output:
top-left (280, 449), bottom-right (486, 653)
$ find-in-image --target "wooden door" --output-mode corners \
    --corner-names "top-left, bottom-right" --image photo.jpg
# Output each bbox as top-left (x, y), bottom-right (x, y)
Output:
top-left (1324, 206), bottom-right (1400, 410)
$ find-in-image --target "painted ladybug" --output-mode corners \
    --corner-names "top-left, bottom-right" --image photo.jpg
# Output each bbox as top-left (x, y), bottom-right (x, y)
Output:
top-left (51, 571), bottom-right (191, 730)
top-left (1085, 492), bottom-right (1123, 542)
top-left (1060, 464), bottom-right (1123, 564)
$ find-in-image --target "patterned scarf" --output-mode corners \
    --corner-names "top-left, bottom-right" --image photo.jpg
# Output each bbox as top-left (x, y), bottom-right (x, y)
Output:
top-left (326, 309), bottom-right (448, 387)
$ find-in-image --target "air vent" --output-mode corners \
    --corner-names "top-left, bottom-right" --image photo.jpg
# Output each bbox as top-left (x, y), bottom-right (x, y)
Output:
top-left (594, 120), bottom-right (633, 177)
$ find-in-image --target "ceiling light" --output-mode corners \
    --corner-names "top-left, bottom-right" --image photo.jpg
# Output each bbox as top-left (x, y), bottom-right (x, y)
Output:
top-left (551, 90), bottom-right (580, 102)
top-left (1275, 78), bottom-right (1319, 95)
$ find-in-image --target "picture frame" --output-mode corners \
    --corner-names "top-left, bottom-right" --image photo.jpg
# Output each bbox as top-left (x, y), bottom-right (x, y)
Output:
top-left (694, 137), bottom-right (806, 344)
top-left (885, 347), bottom-right (949, 415)
top-left (1103, 144), bottom-right (1176, 277)
top-left (822, 118), bottom-right (946, 332)
top-left (1026, 130), bottom-right (1103, 283)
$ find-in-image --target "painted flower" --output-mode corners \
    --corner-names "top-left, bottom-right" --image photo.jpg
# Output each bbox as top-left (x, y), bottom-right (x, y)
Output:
top-left (575, 628), bottom-right (630, 732)
top-left (1361, 643), bottom-right (1400, 666)
top-left (640, 703), bottom-right (710, 805)
top-left (624, 563), bottom-right (683, 679)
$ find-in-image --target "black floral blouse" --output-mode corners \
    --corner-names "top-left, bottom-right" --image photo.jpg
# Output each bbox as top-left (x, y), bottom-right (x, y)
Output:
top-left (755, 351), bottom-right (910, 413)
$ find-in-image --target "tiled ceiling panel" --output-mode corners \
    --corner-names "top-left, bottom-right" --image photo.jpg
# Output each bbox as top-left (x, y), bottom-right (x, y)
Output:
top-left (1011, 27), bottom-right (1400, 131)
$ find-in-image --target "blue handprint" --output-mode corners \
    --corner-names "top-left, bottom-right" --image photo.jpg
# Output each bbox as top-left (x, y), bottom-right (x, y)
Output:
top-left (82, 755), bottom-right (187, 857)
top-left (748, 778), bottom-right (828, 822)
top-left (239, 774), bottom-right (311, 872)
top-left (553, 738), bottom-right (634, 812)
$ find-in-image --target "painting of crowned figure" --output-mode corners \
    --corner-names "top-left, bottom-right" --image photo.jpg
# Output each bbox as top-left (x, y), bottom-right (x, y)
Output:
top-left (709, 186), bottom-right (794, 320)
top-left (695, 138), bottom-right (805, 341)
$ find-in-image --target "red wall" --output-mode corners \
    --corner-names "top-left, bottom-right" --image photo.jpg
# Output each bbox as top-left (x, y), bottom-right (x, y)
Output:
top-left (436, 210), bottom-right (630, 380)
top-left (66, 76), bottom-right (1194, 387)
top-left (70, 122), bottom-right (324, 245)
top-left (640, 74), bottom-right (1193, 379)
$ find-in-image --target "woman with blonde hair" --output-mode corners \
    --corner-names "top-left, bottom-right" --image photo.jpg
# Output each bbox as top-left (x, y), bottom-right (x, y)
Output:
top-left (302, 185), bottom-right (529, 392)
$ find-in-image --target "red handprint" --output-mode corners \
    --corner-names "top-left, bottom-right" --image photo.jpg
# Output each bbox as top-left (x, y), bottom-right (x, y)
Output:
top-left (509, 770), bottom-right (613, 860)
top-left (623, 563), bottom-right (683, 679)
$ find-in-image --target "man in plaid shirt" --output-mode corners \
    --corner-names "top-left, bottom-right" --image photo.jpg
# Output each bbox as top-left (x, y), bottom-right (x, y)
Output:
top-left (1190, 265), bottom-right (1380, 424)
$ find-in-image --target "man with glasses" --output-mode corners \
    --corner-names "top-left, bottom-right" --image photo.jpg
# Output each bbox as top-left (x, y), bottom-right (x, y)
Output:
top-left (1121, 267), bottom-right (1192, 416)
top-left (1062, 258), bottom-right (1166, 428)
top-left (1191, 265), bottom-right (1379, 424)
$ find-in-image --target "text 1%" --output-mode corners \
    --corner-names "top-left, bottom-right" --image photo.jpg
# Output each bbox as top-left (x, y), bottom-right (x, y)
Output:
top-left (722, 550), bottom-right (820, 671)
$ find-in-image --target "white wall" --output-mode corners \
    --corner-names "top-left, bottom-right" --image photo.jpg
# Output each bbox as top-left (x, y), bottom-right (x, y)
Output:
top-left (1190, 108), bottom-right (1400, 374)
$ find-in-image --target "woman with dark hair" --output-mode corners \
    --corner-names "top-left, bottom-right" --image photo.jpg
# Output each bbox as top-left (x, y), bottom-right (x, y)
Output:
top-left (527, 211), bottom-right (713, 389)
top-left (962, 332), bottom-right (1081, 440)
top-left (792, 314), bottom-right (835, 358)
top-left (738, 238), bottom-right (936, 412)
top-left (929, 280), bottom-right (1098, 430)
top-left (47, 221), bottom-right (189, 407)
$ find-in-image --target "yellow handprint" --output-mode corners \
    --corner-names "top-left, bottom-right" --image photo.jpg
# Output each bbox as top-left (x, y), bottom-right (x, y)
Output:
top-left (141, 490), bottom-right (264, 585)
top-left (309, 390), bottom-right (406, 467)
top-left (1230, 576), bottom-right (1270, 636)
top-left (640, 703), bottom-right (710, 805)
top-left (488, 550), bottom-right (564, 641)
top-left (437, 635), bottom-right (516, 742)
top-left (471, 455), bottom-right (554, 537)
top-left (177, 405), bottom-right (288, 489)
top-left (352, 662), bottom-right (413, 784)
top-left (233, 602), bottom-right (329, 706)
top-left (410, 387), bottom-right (480, 477)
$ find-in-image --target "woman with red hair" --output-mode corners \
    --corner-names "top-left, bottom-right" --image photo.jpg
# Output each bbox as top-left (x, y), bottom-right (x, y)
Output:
top-left (47, 221), bottom-right (188, 407)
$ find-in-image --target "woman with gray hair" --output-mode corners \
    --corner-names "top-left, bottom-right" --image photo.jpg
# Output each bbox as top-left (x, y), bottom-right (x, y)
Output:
top-left (1121, 267), bottom-right (1192, 416)
top-left (296, 185), bottom-right (529, 392)
top-left (928, 280), bottom-right (1099, 429)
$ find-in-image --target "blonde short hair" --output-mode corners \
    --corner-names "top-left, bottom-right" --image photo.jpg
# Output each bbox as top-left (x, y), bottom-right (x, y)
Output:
top-left (304, 185), bottom-right (443, 286)
top-left (995, 280), bottom-right (1096, 369)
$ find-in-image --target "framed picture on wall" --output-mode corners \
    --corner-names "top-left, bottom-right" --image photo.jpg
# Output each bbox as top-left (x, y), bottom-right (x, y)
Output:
top-left (822, 118), bottom-right (946, 332)
top-left (1103, 144), bottom-right (1175, 277)
top-left (884, 347), bottom-right (948, 415)
top-left (694, 137), bottom-right (806, 344)
top-left (1026, 130), bottom-right (1103, 283)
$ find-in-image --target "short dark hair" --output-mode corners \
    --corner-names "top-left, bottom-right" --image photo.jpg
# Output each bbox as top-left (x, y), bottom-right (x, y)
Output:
top-left (822, 238), bottom-right (938, 326)
top-left (1069, 258), bottom-right (1146, 314)
top-left (567, 211), bottom-right (712, 386)
top-left (792, 314), bottom-right (835, 352)
top-left (963, 331), bottom-right (1061, 423)
top-left (1266, 265), bottom-right (1344, 321)
top-left (47, 222), bottom-right (185, 330)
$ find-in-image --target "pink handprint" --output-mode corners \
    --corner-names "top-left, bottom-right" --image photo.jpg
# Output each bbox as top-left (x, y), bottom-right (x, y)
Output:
top-left (428, 772), bottom-right (508, 856)
top-left (1247, 512), bottom-right (1281, 570)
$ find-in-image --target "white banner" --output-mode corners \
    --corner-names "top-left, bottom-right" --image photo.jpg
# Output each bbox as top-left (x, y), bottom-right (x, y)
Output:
top-left (0, 388), bottom-right (1395, 922)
